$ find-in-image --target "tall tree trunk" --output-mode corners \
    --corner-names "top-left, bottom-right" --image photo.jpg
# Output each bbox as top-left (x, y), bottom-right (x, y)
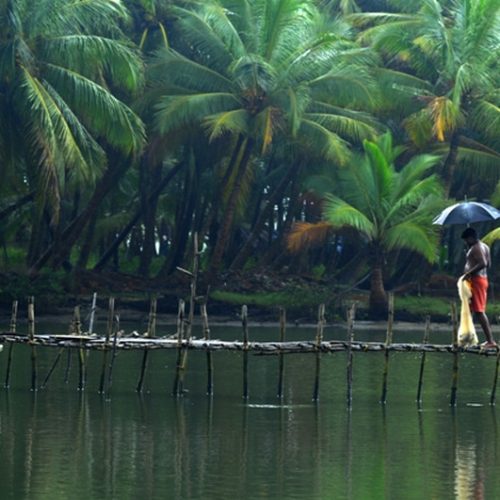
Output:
top-left (93, 161), bottom-right (184, 271)
top-left (139, 158), bottom-right (162, 277)
top-left (230, 164), bottom-right (295, 270)
top-left (30, 156), bottom-right (132, 274)
top-left (157, 150), bottom-right (198, 277)
top-left (208, 138), bottom-right (253, 275)
top-left (369, 249), bottom-right (387, 318)
top-left (443, 131), bottom-right (460, 197)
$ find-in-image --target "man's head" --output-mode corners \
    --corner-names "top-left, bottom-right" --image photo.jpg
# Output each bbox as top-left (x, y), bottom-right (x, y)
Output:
top-left (461, 227), bottom-right (478, 245)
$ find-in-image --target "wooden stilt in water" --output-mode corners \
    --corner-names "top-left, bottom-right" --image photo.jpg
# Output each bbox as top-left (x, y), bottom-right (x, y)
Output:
top-left (416, 315), bottom-right (431, 405)
top-left (172, 300), bottom-right (186, 396)
top-left (136, 297), bottom-right (157, 393)
top-left (242, 305), bottom-right (249, 400)
top-left (380, 293), bottom-right (394, 404)
top-left (4, 300), bottom-right (18, 388)
top-left (88, 292), bottom-right (97, 334)
top-left (277, 308), bottom-right (286, 399)
top-left (41, 348), bottom-right (64, 390)
top-left (201, 302), bottom-right (213, 396)
top-left (312, 304), bottom-right (326, 402)
top-left (28, 297), bottom-right (37, 391)
top-left (173, 233), bottom-right (200, 396)
top-left (73, 306), bottom-right (87, 391)
top-left (106, 312), bottom-right (120, 397)
top-left (489, 346), bottom-right (500, 406)
top-left (99, 297), bottom-right (115, 394)
top-left (449, 302), bottom-right (459, 406)
top-left (346, 303), bottom-right (357, 408)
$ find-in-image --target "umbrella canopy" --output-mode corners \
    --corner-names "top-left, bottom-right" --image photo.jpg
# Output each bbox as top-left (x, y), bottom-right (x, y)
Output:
top-left (433, 201), bottom-right (500, 225)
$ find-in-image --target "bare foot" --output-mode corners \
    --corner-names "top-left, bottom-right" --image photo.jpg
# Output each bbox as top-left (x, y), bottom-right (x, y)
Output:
top-left (480, 341), bottom-right (498, 349)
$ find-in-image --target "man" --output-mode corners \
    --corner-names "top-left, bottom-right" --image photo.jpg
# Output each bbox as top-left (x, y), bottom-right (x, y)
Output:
top-left (461, 227), bottom-right (496, 348)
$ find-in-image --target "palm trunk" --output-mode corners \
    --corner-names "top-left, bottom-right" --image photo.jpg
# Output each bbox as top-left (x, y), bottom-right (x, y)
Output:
top-left (30, 157), bottom-right (131, 274)
top-left (93, 161), bottom-right (184, 271)
top-left (208, 138), bottom-right (253, 275)
top-left (369, 251), bottom-right (388, 318)
top-left (230, 164), bottom-right (296, 270)
top-left (443, 131), bottom-right (460, 197)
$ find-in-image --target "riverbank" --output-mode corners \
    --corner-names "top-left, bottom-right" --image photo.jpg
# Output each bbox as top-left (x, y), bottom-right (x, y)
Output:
top-left (1, 268), bottom-right (497, 325)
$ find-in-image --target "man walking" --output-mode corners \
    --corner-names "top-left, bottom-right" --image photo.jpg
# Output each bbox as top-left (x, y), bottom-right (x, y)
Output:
top-left (461, 227), bottom-right (496, 348)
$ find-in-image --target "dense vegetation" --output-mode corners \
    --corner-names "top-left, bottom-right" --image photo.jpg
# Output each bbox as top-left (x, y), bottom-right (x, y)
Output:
top-left (0, 0), bottom-right (499, 317)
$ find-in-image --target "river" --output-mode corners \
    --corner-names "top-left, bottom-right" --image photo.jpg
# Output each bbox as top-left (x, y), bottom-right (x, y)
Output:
top-left (1, 321), bottom-right (500, 499)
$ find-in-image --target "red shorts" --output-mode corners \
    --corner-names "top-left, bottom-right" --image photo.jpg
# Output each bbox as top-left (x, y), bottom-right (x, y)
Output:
top-left (469, 276), bottom-right (488, 313)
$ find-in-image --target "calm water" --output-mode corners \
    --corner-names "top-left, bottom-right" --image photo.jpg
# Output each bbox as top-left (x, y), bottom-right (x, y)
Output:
top-left (1, 320), bottom-right (500, 499)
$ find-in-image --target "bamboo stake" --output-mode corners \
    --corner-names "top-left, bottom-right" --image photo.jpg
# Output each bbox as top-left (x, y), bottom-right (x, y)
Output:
top-left (201, 302), bottom-right (213, 396)
top-left (380, 293), bottom-right (394, 404)
top-left (136, 297), bottom-right (157, 393)
top-left (88, 292), bottom-right (97, 334)
top-left (277, 308), bottom-right (286, 399)
top-left (490, 335), bottom-right (500, 405)
top-left (312, 304), bottom-right (326, 402)
top-left (173, 234), bottom-right (200, 396)
top-left (28, 297), bottom-right (37, 391)
top-left (4, 300), bottom-right (18, 388)
top-left (40, 348), bottom-right (64, 390)
top-left (106, 313), bottom-right (120, 397)
top-left (172, 299), bottom-right (186, 396)
top-left (449, 302), bottom-right (459, 406)
top-left (242, 305), bottom-right (249, 400)
top-left (346, 303), bottom-right (357, 408)
top-left (41, 309), bottom-right (76, 390)
top-left (63, 344), bottom-right (72, 384)
top-left (74, 306), bottom-right (87, 391)
top-left (416, 315), bottom-right (431, 404)
top-left (98, 297), bottom-right (114, 394)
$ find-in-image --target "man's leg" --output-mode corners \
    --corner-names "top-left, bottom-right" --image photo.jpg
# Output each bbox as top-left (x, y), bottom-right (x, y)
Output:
top-left (476, 312), bottom-right (496, 345)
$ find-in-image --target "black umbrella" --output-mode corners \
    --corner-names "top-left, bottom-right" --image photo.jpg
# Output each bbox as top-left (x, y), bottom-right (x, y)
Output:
top-left (433, 201), bottom-right (500, 225)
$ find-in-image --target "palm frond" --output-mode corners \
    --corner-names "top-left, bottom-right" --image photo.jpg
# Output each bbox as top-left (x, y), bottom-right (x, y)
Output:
top-left (43, 64), bottom-right (145, 154)
top-left (324, 194), bottom-right (375, 238)
top-left (287, 221), bottom-right (333, 253)
top-left (148, 48), bottom-right (233, 93)
top-left (384, 220), bottom-right (439, 262)
top-left (43, 35), bottom-right (144, 92)
top-left (204, 109), bottom-right (251, 141)
top-left (299, 118), bottom-right (351, 164)
top-left (154, 92), bottom-right (240, 135)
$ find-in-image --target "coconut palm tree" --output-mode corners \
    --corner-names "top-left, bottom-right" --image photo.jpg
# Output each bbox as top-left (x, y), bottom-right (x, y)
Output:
top-left (0, 0), bottom-right (145, 267)
top-left (350, 0), bottom-right (500, 195)
top-left (148, 0), bottom-right (382, 274)
top-left (288, 133), bottom-right (444, 315)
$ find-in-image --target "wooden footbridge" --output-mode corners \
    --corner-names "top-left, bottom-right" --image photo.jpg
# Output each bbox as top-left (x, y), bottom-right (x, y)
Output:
top-left (1, 293), bottom-right (499, 406)
top-left (1, 236), bottom-right (499, 405)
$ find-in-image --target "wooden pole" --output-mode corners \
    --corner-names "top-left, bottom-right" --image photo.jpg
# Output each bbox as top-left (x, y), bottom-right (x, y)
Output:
top-left (380, 293), bottom-right (394, 404)
top-left (88, 292), bottom-right (97, 334)
top-left (346, 303), bottom-right (357, 408)
top-left (4, 300), bottom-right (18, 388)
top-left (201, 302), bottom-right (213, 396)
top-left (173, 233), bottom-right (200, 396)
top-left (242, 305), bottom-right (249, 400)
top-left (99, 297), bottom-right (114, 394)
top-left (74, 306), bottom-right (87, 391)
top-left (172, 299), bottom-right (186, 396)
top-left (490, 348), bottom-right (500, 406)
top-left (136, 296), bottom-right (157, 393)
top-left (41, 306), bottom-right (76, 390)
top-left (106, 312), bottom-right (120, 397)
top-left (28, 297), bottom-right (37, 391)
top-left (277, 308), bottom-right (286, 399)
top-left (416, 315), bottom-right (431, 404)
top-left (450, 302), bottom-right (459, 406)
top-left (312, 304), bottom-right (326, 402)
